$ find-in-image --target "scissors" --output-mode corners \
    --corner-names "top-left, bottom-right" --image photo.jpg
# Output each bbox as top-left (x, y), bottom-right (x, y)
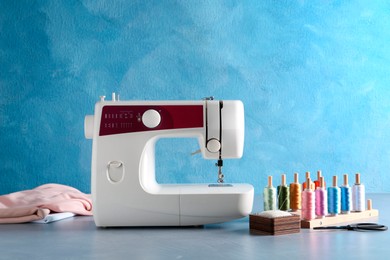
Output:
top-left (314, 223), bottom-right (388, 232)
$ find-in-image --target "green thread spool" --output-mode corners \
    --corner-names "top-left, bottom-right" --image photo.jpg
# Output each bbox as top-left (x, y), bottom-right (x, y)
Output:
top-left (277, 174), bottom-right (290, 211)
top-left (263, 176), bottom-right (277, 211)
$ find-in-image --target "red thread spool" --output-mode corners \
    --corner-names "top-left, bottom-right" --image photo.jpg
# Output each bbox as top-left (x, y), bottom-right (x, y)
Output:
top-left (314, 170), bottom-right (326, 189)
top-left (302, 172), bottom-right (316, 191)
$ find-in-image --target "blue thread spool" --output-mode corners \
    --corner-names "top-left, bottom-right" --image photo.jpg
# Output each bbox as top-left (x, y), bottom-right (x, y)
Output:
top-left (327, 176), bottom-right (341, 215)
top-left (341, 174), bottom-right (352, 213)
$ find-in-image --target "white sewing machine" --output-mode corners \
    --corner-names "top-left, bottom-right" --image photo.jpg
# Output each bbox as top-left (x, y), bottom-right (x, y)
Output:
top-left (84, 93), bottom-right (254, 227)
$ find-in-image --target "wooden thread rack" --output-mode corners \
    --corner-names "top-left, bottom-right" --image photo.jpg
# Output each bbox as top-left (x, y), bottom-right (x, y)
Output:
top-left (300, 199), bottom-right (379, 228)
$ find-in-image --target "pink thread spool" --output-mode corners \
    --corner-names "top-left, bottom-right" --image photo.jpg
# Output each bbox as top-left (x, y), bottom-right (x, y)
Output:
top-left (302, 177), bottom-right (315, 221)
top-left (315, 177), bottom-right (328, 218)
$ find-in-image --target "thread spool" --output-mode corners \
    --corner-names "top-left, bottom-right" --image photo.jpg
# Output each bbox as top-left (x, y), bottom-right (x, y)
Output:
top-left (302, 177), bottom-right (315, 220)
top-left (289, 173), bottom-right (301, 211)
top-left (327, 176), bottom-right (341, 216)
top-left (314, 170), bottom-right (324, 189)
top-left (263, 176), bottom-right (277, 211)
top-left (352, 173), bottom-right (365, 212)
top-left (315, 176), bottom-right (327, 218)
top-left (340, 174), bottom-right (352, 214)
top-left (302, 171), bottom-right (315, 190)
top-left (277, 174), bottom-right (290, 211)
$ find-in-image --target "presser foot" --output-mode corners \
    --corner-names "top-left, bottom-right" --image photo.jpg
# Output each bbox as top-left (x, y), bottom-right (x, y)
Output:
top-left (217, 171), bottom-right (224, 183)
top-left (216, 159), bottom-right (224, 183)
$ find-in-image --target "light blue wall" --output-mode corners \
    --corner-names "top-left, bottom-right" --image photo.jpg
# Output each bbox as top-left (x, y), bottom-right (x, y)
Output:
top-left (1, 0), bottom-right (390, 195)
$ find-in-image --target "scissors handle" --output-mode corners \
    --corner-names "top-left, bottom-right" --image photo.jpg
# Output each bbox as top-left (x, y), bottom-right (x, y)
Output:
top-left (351, 223), bottom-right (388, 231)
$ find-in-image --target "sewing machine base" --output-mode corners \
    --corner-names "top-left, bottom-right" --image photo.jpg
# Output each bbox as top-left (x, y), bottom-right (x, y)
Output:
top-left (93, 183), bottom-right (254, 227)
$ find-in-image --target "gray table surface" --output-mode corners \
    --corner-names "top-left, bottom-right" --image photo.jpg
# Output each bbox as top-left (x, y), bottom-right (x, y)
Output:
top-left (0, 193), bottom-right (388, 260)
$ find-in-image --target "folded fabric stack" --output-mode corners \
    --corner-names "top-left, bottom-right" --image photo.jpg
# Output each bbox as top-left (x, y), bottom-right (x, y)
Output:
top-left (0, 184), bottom-right (93, 224)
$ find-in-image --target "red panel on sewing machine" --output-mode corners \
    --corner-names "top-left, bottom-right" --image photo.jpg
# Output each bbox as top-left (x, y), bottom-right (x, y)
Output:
top-left (99, 105), bottom-right (204, 136)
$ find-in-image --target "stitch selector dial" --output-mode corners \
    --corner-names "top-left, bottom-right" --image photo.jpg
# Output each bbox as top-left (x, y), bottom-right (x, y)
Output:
top-left (142, 109), bottom-right (161, 128)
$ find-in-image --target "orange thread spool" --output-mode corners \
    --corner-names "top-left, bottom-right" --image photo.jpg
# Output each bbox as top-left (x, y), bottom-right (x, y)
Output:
top-left (289, 173), bottom-right (301, 211)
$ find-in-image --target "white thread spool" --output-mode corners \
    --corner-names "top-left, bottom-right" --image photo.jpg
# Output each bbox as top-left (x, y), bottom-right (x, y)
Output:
top-left (352, 173), bottom-right (365, 212)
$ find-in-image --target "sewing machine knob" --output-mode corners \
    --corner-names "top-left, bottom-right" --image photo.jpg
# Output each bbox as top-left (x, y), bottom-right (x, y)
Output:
top-left (142, 109), bottom-right (161, 128)
top-left (206, 138), bottom-right (221, 153)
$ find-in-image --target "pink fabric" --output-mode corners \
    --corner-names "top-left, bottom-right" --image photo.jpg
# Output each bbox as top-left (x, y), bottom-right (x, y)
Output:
top-left (0, 184), bottom-right (92, 224)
